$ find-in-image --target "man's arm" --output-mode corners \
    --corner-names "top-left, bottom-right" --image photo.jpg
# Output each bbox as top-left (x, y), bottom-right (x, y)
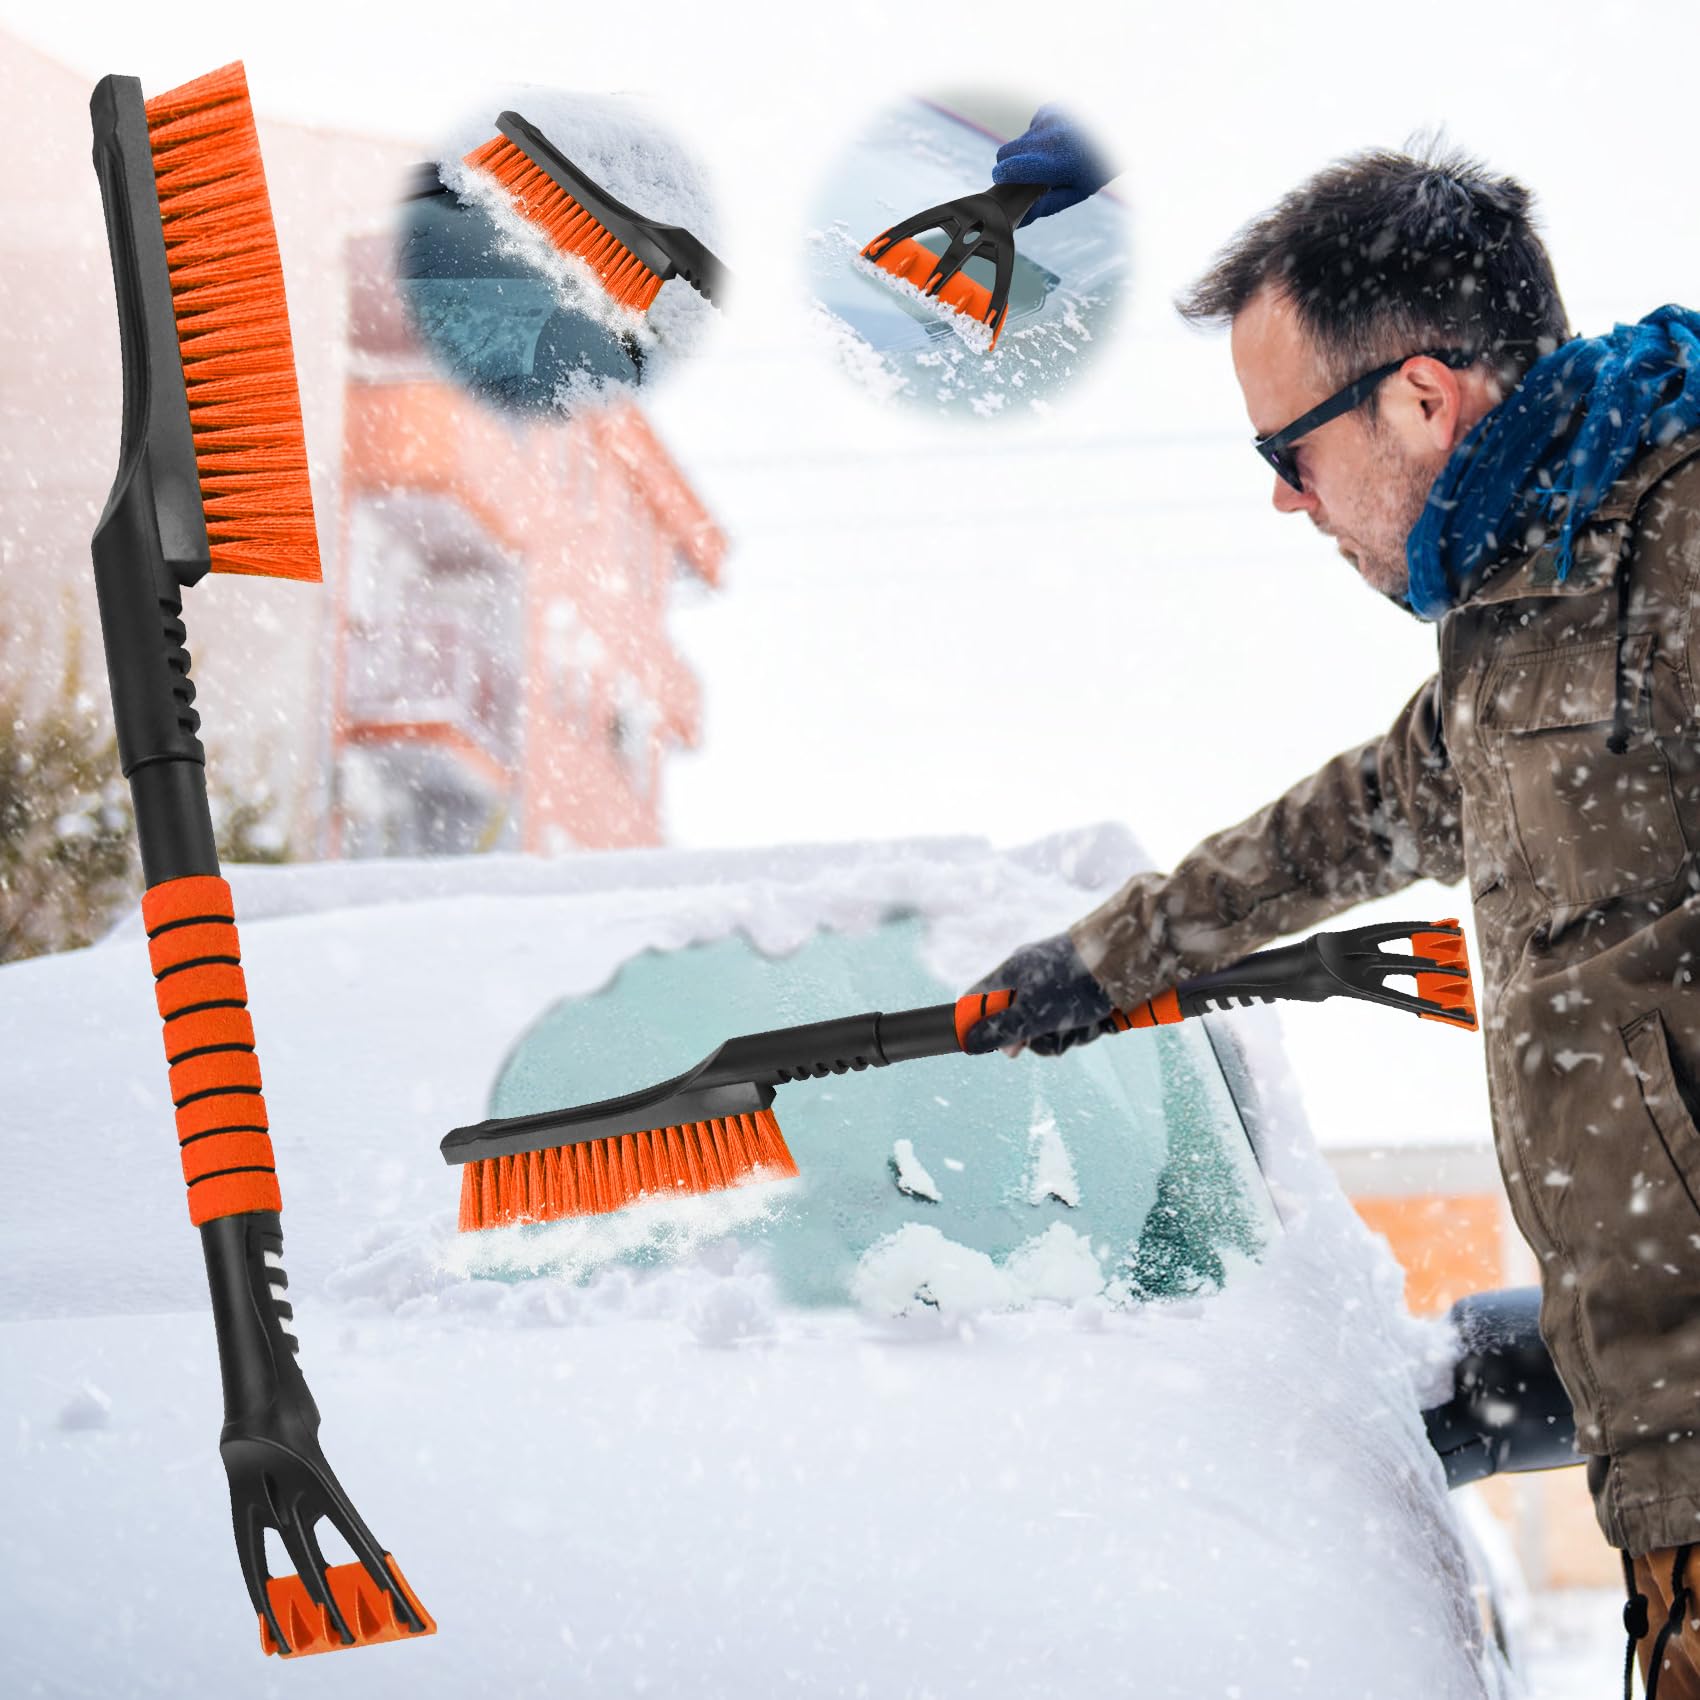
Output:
top-left (1070, 674), bottom-right (1465, 1013)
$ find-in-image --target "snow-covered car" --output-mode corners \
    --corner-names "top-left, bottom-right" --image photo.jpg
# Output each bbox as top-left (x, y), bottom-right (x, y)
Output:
top-left (807, 100), bottom-right (1130, 416)
top-left (0, 827), bottom-right (1517, 1696)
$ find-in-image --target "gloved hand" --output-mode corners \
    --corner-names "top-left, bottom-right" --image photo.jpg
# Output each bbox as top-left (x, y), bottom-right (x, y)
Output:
top-left (961, 930), bottom-right (1116, 1057)
top-left (992, 105), bottom-right (1115, 226)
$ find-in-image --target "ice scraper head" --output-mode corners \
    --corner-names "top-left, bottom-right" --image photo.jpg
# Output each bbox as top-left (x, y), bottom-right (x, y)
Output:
top-left (1407, 922), bottom-right (1478, 1028)
top-left (1107, 918), bottom-right (1480, 1032)
top-left (860, 180), bottom-right (1046, 350)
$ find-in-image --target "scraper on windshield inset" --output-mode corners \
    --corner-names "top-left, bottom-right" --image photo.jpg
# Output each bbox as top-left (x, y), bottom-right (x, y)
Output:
top-left (442, 919), bottom-right (1476, 1232)
top-left (859, 180), bottom-right (1046, 350)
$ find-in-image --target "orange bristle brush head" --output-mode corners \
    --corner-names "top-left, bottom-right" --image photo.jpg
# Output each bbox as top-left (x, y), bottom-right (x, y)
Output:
top-left (144, 63), bottom-right (319, 581)
top-left (858, 181), bottom-right (1047, 353)
top-left (464, 131), bottom-right (664, 313)
top-left (457, 1108), bottom-right (799, 1232)
top-left (459, 111), bottom-right (726, 316)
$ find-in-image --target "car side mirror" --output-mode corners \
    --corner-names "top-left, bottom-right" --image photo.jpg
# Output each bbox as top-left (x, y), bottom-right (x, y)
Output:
top-left (1421, 1286), bottom-right (1581, 1487)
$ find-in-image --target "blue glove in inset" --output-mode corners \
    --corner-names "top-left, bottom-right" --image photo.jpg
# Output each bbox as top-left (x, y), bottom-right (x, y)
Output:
top-left (962, 930), bottom-right (1115, 1057)
top-left (992, 105), bottom-right (1114, 227)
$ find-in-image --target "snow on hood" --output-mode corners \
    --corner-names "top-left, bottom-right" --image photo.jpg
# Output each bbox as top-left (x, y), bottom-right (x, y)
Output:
top-left (0, 828), bottom-right (1495, 1698)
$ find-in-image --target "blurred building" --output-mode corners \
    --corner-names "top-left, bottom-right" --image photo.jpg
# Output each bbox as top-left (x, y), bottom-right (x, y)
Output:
top-left (0, 26), bottom-right (720, 860)
top-left (335, 238), bottom-right (721, 854)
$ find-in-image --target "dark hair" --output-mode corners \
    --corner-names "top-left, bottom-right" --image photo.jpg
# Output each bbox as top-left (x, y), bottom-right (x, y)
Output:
top-left (1178, 143), bottom-right (1569, 393)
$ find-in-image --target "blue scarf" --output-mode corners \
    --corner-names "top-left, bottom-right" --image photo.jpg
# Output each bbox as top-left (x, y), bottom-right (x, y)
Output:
top-left (1405, 304), bottom-right (1700, 620)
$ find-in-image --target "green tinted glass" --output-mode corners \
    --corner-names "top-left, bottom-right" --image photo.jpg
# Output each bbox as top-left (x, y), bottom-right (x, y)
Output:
top-left (488, 917), bottom-right (1276, 1307)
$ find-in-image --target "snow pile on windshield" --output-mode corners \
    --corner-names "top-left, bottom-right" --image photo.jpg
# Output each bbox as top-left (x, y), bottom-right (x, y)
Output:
top-left (889, 1137), bottom-right (943, 1200)
top-left (852, 1220), bottom-right (1105, 1312)
top-left (1026, 1106), bottom-right (1081, 1206)
top-left (806, 296), bottom-right (907, 403)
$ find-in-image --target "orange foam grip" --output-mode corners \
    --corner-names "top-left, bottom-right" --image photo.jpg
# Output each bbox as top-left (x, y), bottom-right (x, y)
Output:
top-left (141, 875), bottom-right (281, 1225)
top-left (1107, 987), bottom-right (1184, 1031)
top-left (954, 989), bottom-right (1014, 1049)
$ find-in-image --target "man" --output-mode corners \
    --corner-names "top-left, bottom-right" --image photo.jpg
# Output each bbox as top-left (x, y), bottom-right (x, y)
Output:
top-left (966, 148), bottom-right (1700, 1693)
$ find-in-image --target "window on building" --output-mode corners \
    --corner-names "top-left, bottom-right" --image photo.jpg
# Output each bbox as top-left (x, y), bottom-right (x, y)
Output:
top-left (607, 674), bottom-right (656, 801)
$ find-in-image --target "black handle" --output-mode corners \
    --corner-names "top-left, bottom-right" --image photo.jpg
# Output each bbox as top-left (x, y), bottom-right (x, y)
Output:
top-left (1173, 937), bottom-right (1334, 1017)
top-left (706, 1003), bottom-right (962, 1086)
top-left (984, 180), bottom-right (1048, 227)
top-left (441, 1001), bottom-right (969, 1166)
top-left (204, 1212), bottom-right (315, 1440)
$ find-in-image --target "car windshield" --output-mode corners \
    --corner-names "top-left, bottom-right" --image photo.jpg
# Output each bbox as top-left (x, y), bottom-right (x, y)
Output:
top-left (395, 173), bottom-right (641, 410)
top-left (485, 915), bottom-right (1276, 1308)
top-left (807, 100), bottom-right (1129, 414)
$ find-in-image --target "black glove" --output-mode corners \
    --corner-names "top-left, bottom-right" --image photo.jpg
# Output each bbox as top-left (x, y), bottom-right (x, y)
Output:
top-left (962, 930), bottom-right (1116, 1057)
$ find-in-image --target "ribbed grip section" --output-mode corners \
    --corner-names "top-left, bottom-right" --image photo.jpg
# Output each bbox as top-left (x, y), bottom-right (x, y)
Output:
top-left (142, 874), bottom-right (281, 1223)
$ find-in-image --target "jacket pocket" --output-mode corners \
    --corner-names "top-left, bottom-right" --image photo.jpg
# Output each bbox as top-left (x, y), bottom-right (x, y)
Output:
top-left (1481, 635), bottom-right (1686, 907)
top-left (1569, 1011), bottom-right (1700, 1452)
top-left (1623, 1010), bottom-right (1700, 1211)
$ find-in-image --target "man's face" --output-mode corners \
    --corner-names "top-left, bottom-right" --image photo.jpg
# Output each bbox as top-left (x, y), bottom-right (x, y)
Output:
top-left (1229, 285), bottom-right (1451, 601)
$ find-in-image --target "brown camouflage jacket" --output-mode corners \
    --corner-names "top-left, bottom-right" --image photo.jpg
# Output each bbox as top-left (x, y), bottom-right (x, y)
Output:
top-left (1072, 429), bottom-right (1700, 1554)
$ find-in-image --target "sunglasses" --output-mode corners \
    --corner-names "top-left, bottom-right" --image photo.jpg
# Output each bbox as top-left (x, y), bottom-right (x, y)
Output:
top-left (1254, 348), bottom-right (1476, 492)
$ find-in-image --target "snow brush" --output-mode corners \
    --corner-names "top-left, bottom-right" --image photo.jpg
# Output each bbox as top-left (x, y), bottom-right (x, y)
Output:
top-left (859, 180), bottom-right (1047, 351)
top-left (463, 110), bottom-right (727, 311)
top-left (443, 918), bottom-right (1475, 1231)
top-left (90, 62), bottom-right (433, 1659)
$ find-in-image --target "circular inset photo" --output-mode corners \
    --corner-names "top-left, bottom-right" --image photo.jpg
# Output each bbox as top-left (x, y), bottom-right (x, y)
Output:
top-left (806, 94), bottom-right (1126, 417)
top-left (396, 91), bottom-right (725, 415)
